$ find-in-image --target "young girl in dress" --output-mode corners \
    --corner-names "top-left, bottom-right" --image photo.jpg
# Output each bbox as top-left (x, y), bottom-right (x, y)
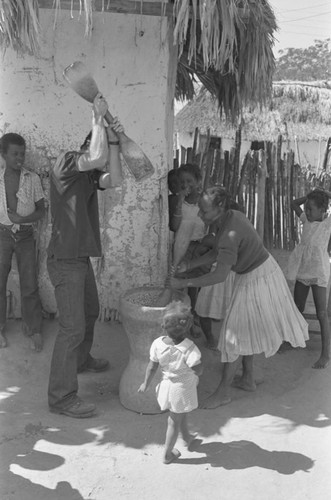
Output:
top-left (286, 188), bottom-right (331, 369)
top-left (138, 300), bottom-right (203, 464)
top-left (172, 164), bottom-right (208, 319)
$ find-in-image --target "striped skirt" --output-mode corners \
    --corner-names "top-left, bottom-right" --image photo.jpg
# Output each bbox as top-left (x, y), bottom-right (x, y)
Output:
top-left (217, 254), bottom-right (309, 362)
top-left (195, 267), bottom-right (236, 320)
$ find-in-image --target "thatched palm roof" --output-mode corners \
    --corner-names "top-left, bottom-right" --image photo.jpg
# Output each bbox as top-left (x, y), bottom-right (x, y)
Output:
top-left (175, 82), bottom-right (331, 141)
top-left (0, 0), bottom-right (277, 121)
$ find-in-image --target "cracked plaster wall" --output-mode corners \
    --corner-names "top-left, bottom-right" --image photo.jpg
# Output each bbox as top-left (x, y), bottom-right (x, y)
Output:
top-left (0, 8), bottom-right (176, 319)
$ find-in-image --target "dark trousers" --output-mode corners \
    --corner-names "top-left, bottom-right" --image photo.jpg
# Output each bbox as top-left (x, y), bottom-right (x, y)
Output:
top-left (47, 256), bottom-right (99, 409)
top-left (0, 225), bottom-right (42, 333)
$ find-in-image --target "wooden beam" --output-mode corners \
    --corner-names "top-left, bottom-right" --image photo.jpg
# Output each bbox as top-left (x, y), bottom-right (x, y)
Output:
top-left (38, 0), bottom-right (174, 17)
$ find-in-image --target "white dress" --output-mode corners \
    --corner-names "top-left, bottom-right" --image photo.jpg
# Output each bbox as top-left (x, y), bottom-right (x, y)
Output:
top-left (286, 213), bottom-right (331, 287)
top-left (150, 337), bottom-right (201, 413)
top-left (195, 265), bottom-right (236, 320)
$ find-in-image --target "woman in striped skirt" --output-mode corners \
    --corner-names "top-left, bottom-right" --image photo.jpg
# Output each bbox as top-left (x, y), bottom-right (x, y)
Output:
top-left (170, 186), bottom-right (309, 409)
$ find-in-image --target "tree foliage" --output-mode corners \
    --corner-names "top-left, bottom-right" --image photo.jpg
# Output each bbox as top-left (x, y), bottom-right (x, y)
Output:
top-left (274, 39), bottom-right (331, 81)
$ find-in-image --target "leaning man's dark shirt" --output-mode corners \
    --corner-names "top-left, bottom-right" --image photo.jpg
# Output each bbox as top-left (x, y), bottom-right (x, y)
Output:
top-left (48, 151), bottom-right (105, 259)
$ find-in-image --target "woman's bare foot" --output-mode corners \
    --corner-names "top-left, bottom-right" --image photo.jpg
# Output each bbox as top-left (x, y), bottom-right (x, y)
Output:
top-left (232, 374), bottom-right (264, 391)
top-left (199, 392), bottom-right (231, 409)
top-left (232, 377), bottom-right (257, 392)
top-left (0, 333), bottom-right (7, 348)
top-left (30, 333), bottom-right (43, 352)
top-left (312, 355), bottom-right (330, 369)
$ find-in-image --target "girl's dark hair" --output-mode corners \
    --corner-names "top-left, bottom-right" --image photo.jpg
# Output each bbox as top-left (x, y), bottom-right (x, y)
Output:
top-left (1, 133), bottom-right (25, 154)
top-left (307, 190), bottom-right (329, 211)
top-left (201, 186), bottom-right (232, 211)
top-left (161, 300), bottom-right (193, 331)
top-left (178, 163), bottom-right (202, 181)
top-left (168, 169), bottom-right (180, 195)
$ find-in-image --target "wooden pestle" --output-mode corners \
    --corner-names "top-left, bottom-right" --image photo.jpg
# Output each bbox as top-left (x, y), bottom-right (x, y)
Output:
top-left (154, 266), bottom-right (176, 307)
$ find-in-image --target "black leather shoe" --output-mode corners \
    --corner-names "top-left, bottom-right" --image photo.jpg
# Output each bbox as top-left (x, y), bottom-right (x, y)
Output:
top-left (78, 357), bottom-right (110, 373)
top-left (50, 398), bottom-right (96, 418)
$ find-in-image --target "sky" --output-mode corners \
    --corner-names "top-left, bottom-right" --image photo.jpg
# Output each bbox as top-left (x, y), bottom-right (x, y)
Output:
top-left (269, 0), bottom-right (331, 55)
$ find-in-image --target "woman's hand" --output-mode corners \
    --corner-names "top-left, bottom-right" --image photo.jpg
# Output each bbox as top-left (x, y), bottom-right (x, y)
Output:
top-left (7, 209), bottom-right (23, 224)
top-left (173, 261), bottom-right (188, 275)
top-left (93, 93), bottom-right (108, 119)
top-left (107, 116), bottom-right (124, 142)
top-left (170, 277), bottom-right (186, 289)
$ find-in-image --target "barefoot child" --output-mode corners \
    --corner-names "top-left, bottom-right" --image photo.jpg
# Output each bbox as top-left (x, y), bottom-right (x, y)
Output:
top-left (138, 300), bottom-right (203, 464)
top-left (286, 189), bottom-right (331, 369)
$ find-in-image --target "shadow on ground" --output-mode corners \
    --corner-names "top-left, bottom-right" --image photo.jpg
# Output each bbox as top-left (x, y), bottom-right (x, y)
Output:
top-left (0, 315), bottom-right (329, 499)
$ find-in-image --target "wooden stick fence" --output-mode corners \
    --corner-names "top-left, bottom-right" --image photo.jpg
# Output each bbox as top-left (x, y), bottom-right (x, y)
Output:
top-left (174, 130), bottom-right (331, 250)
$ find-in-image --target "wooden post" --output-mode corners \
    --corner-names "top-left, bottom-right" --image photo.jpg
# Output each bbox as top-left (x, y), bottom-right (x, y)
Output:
top-left (174, 148), bottom-right (179, 169)
top-left (276, 136), bottom-right (283, 248)
top-left (186, 147), bottom-right (193, 163)
top-left (202, 148), bottom-right (215, 190)
top-left (322, 137), bottom-right (331, 171)
top-left (251, 152), bottom-right (257, 227)
top-left (180, 146), bottom-right (186, 165)
top-left (264, 142), bottom-right (273, 249)
top-left (276, 136), bottom-right (282, 248)
top-left (256, 150), bottom-right (267, 239)
top-left (231, 126), bottom-right (242, 198)
top-left (217, 150), bottom-right (225, 186)
top-left (288, 151), bottom-right (295, 250)
top-left (192, 127), bottom-right (199, 159)
top-left (199, 129), bottom-right (211, 179)
top-left (223, 150), bottom-right (230, 190)
top-left (211, 148), bottom-right (221, 186)
top-left (237, 151), bottom-right (250, 213)
top-left (280, 154), bottom-right (286, 249)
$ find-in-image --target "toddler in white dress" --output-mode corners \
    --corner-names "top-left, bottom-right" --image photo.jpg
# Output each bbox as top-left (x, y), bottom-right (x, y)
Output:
top-left (138, 300), bottom-right (203, 464)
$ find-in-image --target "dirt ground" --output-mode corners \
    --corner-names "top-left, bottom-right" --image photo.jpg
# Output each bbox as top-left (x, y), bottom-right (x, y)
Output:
top-left (1, 250), bottom-right (331, 500)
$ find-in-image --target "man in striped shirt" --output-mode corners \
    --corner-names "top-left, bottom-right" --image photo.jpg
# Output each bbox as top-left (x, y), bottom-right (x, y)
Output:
top-left (0, 133), bottom-right (45, 351)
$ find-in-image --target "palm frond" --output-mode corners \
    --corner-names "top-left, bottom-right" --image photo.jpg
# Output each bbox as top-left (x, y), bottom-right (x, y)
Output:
top-left (0, 0), bottom-right (40, 54)
top-left (174, 0), bottom-right (277, 122)
top-left (0, 0), bottom-right (277, 123)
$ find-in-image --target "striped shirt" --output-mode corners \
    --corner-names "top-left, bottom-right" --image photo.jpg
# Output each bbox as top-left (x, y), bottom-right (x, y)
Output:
top-left (0, 157), bottom-right (44, 229)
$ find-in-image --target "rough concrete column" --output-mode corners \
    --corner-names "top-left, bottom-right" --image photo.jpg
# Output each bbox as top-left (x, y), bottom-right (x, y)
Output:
top-left (0, 5), bottom-right (177, 319)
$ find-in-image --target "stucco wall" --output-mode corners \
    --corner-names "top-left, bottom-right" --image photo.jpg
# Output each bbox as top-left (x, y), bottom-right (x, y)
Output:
top-left (0, 7), bottom-right (176, 319)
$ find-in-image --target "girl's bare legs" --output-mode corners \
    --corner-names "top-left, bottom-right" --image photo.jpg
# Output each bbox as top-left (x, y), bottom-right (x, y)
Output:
top-left (0, 324), bottom-right (7, 348)
top-left (179, 412), bottom-right (197, 447)
top-left (200, 358), bottom-right (241, 409)
top-left (294, 280), bottom-right (310, 313)
top-left (311, 285), bottom-right (330, 369)
top-left (164, 412), bottom-right (182, 463)
top-left (279, 281), bottom-right (309, 353)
